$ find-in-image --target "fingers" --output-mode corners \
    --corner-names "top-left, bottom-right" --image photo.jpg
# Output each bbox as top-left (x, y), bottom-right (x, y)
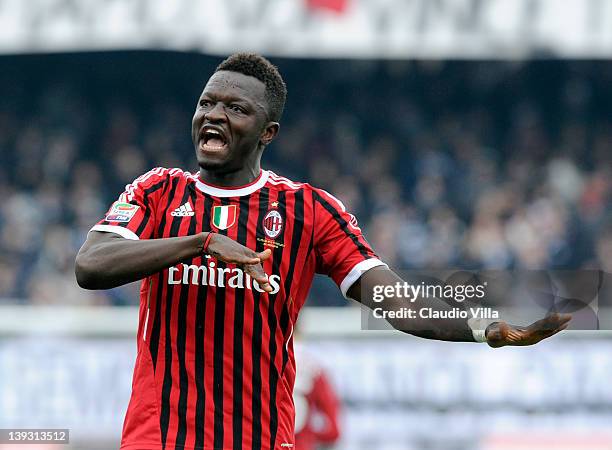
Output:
top-left (545, 312), bottom-right (572, 326)
top-left (528, 324), bottom-right (566, 345)
top-left (529, 312), bottom-right (572, 332)
top-left (504, 328), bottom-right (526, 344)
top-left (208, 234), bottom-right (261, 265)
top-left (233, 249), bottom-right (273, 269)
top-left (239, 254), bottom-right (262, 265)
top-left (205, 234), bottom-right (273, 292)
top-left (545, 321), bottom-right (570, 338)
top-left (556, 313), bottom-right (572, 326)
top-left (237, 250), bottom-right (273, 291)
top-left (537, 318), bottom-right (571, 338)
top-left (212, 252), bottom-right (259, 265)
top-left (244, 263), bottom-right (273, 292)
top-left (257, 249), bottom-right (272, 261)
top-left (489, 313), bottom-right (572, 347)
top-left (520, 313), bottom-right (572, 345)
top-left (218, 253), bottom-right (273, 292)
top-left (234, 249), bottom-right (271, 265)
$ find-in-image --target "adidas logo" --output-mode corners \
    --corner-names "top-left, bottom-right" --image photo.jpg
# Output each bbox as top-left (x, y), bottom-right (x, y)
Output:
top-left (171, 202), bottom-right (195, 217)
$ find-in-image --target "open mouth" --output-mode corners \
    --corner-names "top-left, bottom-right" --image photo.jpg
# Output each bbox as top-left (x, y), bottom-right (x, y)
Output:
top-left (199, 127), bottom-right (228, 152)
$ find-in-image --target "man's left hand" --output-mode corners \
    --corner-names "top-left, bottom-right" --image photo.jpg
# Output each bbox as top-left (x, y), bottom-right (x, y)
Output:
top-left (485, 313), bottom-right (572, 348)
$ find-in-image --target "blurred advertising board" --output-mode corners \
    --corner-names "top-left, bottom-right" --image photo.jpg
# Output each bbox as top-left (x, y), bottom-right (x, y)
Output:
top-left (1, 0), bottom-right (612, 58)
top-left (1, 336), bottom-right (611, 449)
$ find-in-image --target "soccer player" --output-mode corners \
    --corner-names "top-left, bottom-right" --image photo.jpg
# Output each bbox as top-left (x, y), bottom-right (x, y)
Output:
top-left (75, 53), bottom-right (570, 450)
top-left (293, 343), bottom-right (341, 450)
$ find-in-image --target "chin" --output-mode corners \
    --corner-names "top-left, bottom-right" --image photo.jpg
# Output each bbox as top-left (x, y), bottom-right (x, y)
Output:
top-left (196, 147), bottom-right (230, 168)
top-left (197, 157), bottom-right (227, 170)
top-left (196, 154), bottom-right (239, 173)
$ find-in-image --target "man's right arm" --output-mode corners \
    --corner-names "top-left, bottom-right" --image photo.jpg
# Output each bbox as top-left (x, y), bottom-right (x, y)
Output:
top-left (75, 231), bottom-right (272, 291)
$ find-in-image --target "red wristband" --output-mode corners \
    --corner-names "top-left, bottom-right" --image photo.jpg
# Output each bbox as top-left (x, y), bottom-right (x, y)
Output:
top-left (202, 232), bottom-right (214, 254)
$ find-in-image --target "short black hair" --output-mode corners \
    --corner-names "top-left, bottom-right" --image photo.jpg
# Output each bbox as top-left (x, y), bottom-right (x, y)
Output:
top-left (215, 53), bottom-right (287, 122)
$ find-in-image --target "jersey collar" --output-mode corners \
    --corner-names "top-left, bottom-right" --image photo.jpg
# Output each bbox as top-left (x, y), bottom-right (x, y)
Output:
top-left (194, 170), bottom-right (269, 197)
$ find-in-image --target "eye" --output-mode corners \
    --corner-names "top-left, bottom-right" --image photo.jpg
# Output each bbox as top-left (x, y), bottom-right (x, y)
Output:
top-left (199, 99), bottom-right (212, 108)
top-left (230, 104), bottom-right (246, 114)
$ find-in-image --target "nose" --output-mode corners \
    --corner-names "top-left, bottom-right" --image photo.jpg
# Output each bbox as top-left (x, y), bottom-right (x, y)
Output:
top-left (204, 102), bottom-right (226, 123)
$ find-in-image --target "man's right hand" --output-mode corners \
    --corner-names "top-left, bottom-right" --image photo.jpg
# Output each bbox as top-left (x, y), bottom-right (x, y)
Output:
top-left (205, 233), bottom-right (273, 292)
top-left (76, 230), bottom-right (273, 291)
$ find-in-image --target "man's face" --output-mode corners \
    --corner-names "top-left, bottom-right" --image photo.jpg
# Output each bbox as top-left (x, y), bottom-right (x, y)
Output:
top-left (192, 71), bottom-right (275, 172)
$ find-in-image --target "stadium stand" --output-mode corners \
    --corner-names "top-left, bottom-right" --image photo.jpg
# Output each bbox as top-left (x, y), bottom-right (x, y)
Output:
top-left (0, 53), bottom-right (610, 306)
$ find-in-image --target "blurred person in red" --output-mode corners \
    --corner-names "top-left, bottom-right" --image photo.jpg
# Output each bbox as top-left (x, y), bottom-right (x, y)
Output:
top-left (293, 326), bottom-right (341, 450)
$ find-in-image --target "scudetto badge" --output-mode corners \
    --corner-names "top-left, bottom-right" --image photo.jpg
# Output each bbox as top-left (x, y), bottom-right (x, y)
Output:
top-left (212, 205), bottom-right (237, 230)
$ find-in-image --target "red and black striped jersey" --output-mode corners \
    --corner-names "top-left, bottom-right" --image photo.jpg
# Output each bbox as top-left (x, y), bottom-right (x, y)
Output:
top-left (91, 167), bottom-right (386, 450)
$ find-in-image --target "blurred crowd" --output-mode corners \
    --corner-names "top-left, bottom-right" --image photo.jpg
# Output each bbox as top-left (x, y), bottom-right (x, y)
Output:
top-left (0, 54), bottom-right (610, 305)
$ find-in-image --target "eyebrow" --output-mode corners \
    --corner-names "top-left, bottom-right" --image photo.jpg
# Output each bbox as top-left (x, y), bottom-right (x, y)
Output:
top-left (201, 91), bottom-right (268, 115)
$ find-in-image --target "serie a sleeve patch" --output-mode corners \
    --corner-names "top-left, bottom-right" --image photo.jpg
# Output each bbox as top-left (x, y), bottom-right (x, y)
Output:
top-left (105, 202), bottom-right (140, 222)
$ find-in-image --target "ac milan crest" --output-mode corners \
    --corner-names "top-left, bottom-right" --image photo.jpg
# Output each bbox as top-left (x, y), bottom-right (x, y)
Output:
top-left (263, 209), bottom-right (283, 238)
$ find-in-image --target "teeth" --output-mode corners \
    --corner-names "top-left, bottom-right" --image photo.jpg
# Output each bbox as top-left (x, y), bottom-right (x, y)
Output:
top-left (205, 129), bottom-right (220, 135)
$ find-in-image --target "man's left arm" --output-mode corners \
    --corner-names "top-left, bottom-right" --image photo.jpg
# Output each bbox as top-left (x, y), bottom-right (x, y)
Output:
top-left (311, 188), bottom-right (570, 347)
top-left (347, 266), bottom-right (571, 347)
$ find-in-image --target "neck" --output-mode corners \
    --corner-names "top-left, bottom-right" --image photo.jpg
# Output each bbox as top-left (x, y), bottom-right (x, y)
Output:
top-left (199, 163), bottom-right (261, 187)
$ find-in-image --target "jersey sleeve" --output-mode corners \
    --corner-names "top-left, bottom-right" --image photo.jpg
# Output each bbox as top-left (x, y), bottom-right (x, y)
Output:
top-left (90, 167), bottom-right (169, 240)
top-left (312, 188), bottom-right (387, 297)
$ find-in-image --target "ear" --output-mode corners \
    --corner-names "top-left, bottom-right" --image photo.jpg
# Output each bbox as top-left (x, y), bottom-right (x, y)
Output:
top-left (260, 122), bottom-right (280, 147)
